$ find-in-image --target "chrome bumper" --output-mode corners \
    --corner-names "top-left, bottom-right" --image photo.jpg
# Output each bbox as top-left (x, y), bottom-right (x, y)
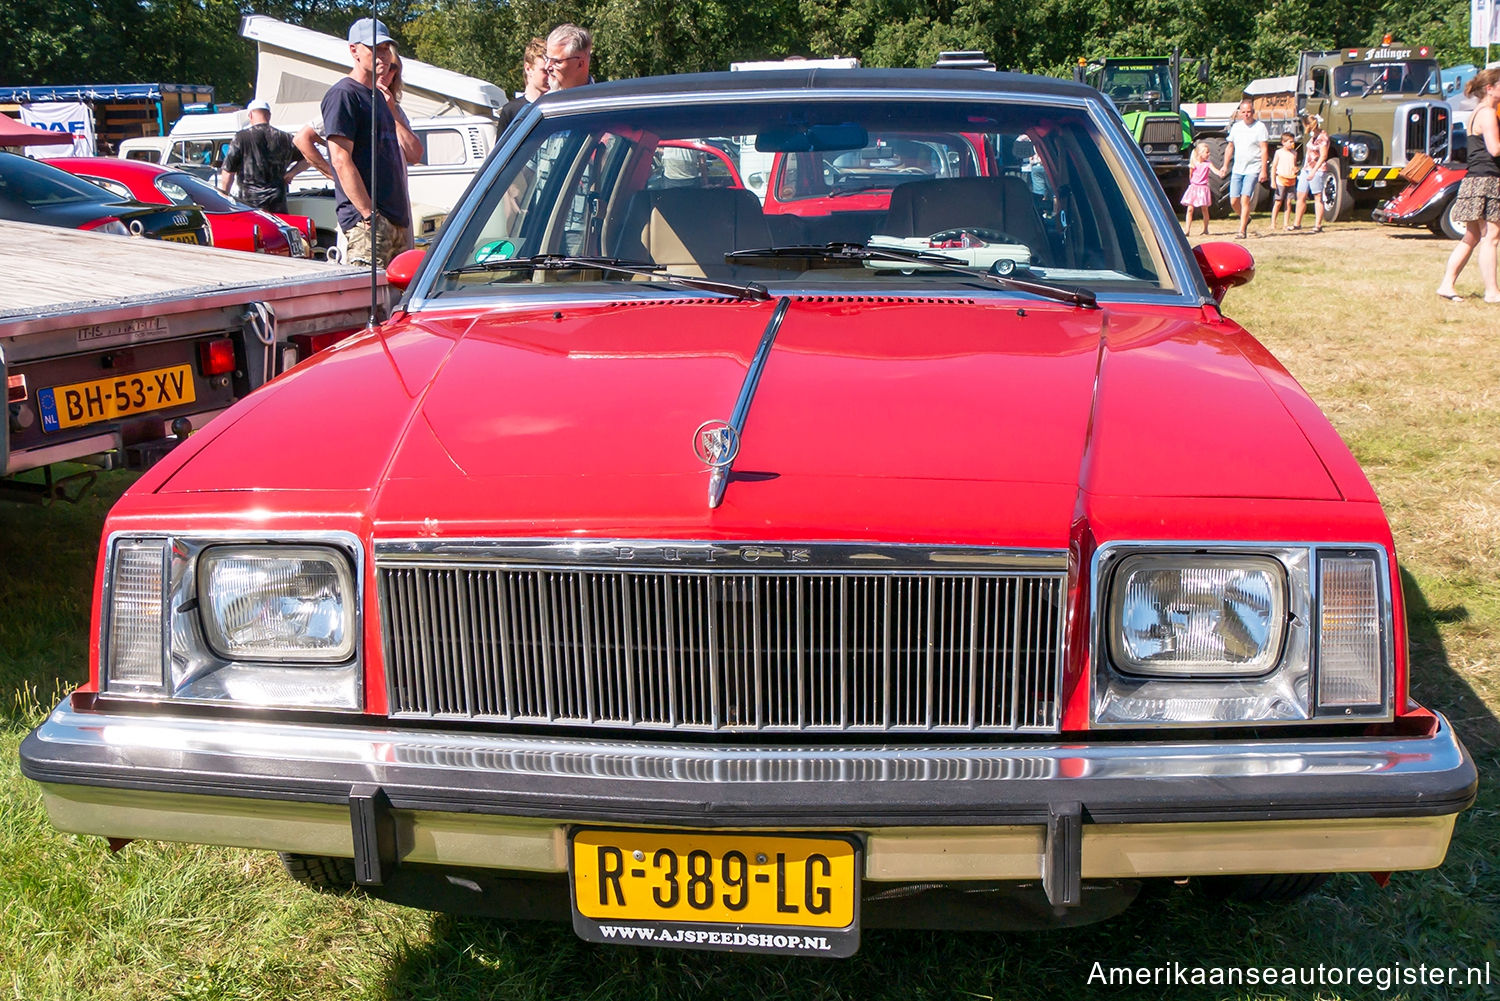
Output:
top-left (20, 701), bottom-right (1477, 902)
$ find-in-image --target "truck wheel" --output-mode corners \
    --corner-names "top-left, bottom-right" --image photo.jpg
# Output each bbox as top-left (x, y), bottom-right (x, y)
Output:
top-left (1203, 138), bottom-right (1230, 217)
top-left (279, 852), bottom-right (357, 892)
top-left (1322, 159), bottom-right (1354, 221)
top-left (1196, 872), bottom-right (1330, 902)
top-left (1430, 196), bottom-right (1463, 240)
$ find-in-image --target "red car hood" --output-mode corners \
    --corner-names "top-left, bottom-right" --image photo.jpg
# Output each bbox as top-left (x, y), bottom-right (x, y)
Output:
top-left (157, 297), bottom-right (1350, 546)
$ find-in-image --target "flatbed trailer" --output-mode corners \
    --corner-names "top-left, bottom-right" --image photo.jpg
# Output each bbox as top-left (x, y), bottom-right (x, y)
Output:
top-left (1, 221), bottom-right (387, 491)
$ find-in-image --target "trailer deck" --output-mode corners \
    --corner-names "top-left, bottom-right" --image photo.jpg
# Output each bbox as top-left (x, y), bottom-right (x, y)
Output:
top-left (2, 221), bottom-right (388, 484)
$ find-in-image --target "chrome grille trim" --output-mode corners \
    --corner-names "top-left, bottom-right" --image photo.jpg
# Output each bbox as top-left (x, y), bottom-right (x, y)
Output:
top-left (378, 541), bottom-right (1066, 734)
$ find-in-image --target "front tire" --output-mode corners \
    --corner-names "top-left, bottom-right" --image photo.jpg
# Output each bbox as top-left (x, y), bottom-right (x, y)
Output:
top-left (1322, 159), bottom-right (1354, 221)
top-left (280, 853), bottom-right (357, 892)
top-left (1196, 872), bottom-right (1330, 902)
top-left (1431, 195), bottom-right (1463, 240)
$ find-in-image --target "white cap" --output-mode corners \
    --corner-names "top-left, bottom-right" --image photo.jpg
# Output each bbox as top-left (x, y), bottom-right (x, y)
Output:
top-left (247, 99), bottom-right (271, 114)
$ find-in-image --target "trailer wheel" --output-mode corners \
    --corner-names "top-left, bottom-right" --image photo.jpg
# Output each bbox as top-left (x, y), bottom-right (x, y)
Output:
top-left (1322, 159), bottom-right (1354, 221)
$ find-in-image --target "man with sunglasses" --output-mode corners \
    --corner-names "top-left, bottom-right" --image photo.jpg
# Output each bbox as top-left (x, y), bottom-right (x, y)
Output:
top-left (545, 24), bottom-right (593, 91)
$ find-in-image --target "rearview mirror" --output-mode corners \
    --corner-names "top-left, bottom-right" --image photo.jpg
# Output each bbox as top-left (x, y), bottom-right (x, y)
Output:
top-left (755, 123), bottom-right (869, 153)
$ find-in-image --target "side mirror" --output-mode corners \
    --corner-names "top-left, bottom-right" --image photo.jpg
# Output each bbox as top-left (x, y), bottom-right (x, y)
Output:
top-left (386, 247), bottom-right (426, 291)
top-left (1193, 242), bottom-right (1254, 303)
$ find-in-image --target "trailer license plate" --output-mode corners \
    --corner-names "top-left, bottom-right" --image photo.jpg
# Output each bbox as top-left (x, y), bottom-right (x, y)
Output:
top-left (37, 364), bottom-right (197, 432)
top-left (570, 829), bottom-right (860, 957)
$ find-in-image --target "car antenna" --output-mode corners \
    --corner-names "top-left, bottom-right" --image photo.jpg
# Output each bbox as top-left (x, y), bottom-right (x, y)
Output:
top-left (366, 0), bottom-right (380, 331)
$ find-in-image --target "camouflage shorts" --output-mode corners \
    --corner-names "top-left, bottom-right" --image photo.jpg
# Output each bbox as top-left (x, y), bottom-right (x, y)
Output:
top-left (343, 214), bottom-right (413, 268)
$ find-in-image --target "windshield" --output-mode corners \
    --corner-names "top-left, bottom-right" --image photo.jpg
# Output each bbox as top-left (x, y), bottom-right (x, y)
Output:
top-left (158, 171), bottom-right (243, 213)
top-left (1333, 60), bottom-right (1441, 97)
top-left (434, 97), bottom-right (1174, 299)
top-left (1098, 64), bottom-right (1175, 105)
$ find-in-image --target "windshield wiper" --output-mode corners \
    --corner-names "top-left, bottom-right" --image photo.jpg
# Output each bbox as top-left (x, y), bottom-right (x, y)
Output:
top-left (444, 254), bottom-right (771, 302)
top-left (727, 243), bottom-right (1099, 309)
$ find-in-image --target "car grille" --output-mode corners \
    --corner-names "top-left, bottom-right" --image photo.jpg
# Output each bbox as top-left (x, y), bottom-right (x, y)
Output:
top-left (1403, 104), bottom-right (1451, 162)
top-left (377, 542), bottom-right (1065, 734)
top-left (1140, 116), bottom-right (1183, 148)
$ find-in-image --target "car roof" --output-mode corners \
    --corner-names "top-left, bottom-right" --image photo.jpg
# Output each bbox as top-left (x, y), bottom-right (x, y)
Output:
top-left (531, 68), bottom-right (1097, 110)
top-left (47, 157), bottom-right (165, 174)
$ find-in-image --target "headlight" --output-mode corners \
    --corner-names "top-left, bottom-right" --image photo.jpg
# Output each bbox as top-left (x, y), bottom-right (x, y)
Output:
top-left (199, 546), bottom-right (355, 662)
top-left (1092, 545), bottom-right (1391, 727)
top-left (102, 535), bottom-right (362, 710)
top-left (1348, 141), bottom-right (1371, 162)
top-left (1108, 555), bottom-right (1286, 678)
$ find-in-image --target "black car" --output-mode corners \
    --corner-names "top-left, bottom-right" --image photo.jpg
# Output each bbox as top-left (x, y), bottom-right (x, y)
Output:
top-left (0, 150), bottom-right (211, 245)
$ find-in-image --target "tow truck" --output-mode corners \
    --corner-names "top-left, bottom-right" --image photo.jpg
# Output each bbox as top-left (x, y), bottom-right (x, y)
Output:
top-left (1296, 42), bottom-right (1452, 219)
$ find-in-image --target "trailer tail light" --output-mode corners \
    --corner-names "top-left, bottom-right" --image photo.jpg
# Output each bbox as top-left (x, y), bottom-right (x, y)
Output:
top-left (7, 373), bottom-right (26, 403)
top-left (290, 331), bottom-right (346, 358)
top-left (198, 338), bottom-right (236, 376)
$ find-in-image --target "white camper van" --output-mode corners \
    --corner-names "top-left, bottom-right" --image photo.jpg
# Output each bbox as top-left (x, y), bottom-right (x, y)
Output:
top-left (120, 112), bottom-right (495, 260)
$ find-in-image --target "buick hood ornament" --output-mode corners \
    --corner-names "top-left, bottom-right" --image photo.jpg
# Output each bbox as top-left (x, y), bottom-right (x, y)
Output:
top-left (693, 420), bottom-right (740, 470)
top-left (694, 297), bottom-right (791, 510)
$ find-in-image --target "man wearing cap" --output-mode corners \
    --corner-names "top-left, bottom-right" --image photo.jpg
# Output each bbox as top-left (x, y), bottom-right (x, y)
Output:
top-left (218, 99), bottom-right (305, 214)
top-left (322, 17), bottom-right (421, 267)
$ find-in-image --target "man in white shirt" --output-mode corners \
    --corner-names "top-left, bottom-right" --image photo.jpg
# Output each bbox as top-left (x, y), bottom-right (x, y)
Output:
top-left (1223, 99), bottom-right (1269, 239)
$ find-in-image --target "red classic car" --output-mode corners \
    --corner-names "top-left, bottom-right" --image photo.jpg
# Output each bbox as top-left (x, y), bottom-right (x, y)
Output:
top-left (1372, 160), bottom-right (1465, 239)
top-left (45, 156), bottom-right (315, 257)
top-left (21, 70), bottom-right (1476, 959)
top-left (653, 139), bottom-right (745, 190)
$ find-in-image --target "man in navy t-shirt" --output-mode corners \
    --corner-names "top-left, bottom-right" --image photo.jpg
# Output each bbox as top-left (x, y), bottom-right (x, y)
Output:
top-left (321, 17), bottom-right (421, 267)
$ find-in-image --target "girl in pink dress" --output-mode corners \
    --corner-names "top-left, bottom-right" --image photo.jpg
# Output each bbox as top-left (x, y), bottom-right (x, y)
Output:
top-left (1180, 141), bottom-right (1222, 236)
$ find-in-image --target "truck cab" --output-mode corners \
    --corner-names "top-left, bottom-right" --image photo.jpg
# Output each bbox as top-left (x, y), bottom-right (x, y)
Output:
top-left (1080, 58), bottom-right (1192, 198)
top-left (1297, 45), bottom-right (1451, 218)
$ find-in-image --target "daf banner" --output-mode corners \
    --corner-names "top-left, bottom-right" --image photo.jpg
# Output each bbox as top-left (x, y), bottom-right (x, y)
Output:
top-left (19, 101), bottom-right (96, 158)
top-left (1474, 0), bottom-right (1500, 46)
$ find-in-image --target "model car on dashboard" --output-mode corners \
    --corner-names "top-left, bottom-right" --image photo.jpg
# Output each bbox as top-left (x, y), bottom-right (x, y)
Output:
top-left (20, 69), bottom-right (1477, 960)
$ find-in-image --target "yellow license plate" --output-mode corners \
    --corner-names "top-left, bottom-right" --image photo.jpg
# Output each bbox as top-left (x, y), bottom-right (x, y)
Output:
top-left (570, 829), bottom-right (860, 956)
top-left (38, 364), bottom-right (197, 432)
top-left (161, 233), bottom-right (200, 244)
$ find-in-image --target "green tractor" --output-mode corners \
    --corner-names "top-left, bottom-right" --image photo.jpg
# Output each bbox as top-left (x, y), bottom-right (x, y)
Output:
top-left (1076, 54), bottom-right (1199, 204)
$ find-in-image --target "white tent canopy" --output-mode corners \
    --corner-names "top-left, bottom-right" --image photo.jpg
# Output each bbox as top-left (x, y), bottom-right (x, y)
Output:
top-left (240, 14), bottom-right (505, 129)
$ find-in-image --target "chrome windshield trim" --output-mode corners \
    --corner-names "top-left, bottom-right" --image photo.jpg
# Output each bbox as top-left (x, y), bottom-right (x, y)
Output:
top-left (30, 700), bottom-right (1469, 788)
top-left (536, 86), bottom-right (1094, 117)
top-left (373, 539), bottom-right (1069, 572)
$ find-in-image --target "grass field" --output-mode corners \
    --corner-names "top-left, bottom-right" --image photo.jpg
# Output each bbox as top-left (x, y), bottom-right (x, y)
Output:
top-left (2, 220), bottom-right (1497, 1000)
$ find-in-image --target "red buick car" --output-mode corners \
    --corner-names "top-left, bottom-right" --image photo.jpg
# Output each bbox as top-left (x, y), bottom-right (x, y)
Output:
top-left (45, 156), bottom-right (314, 257)
top-left (22, 71), bottom-right (1477, 960)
